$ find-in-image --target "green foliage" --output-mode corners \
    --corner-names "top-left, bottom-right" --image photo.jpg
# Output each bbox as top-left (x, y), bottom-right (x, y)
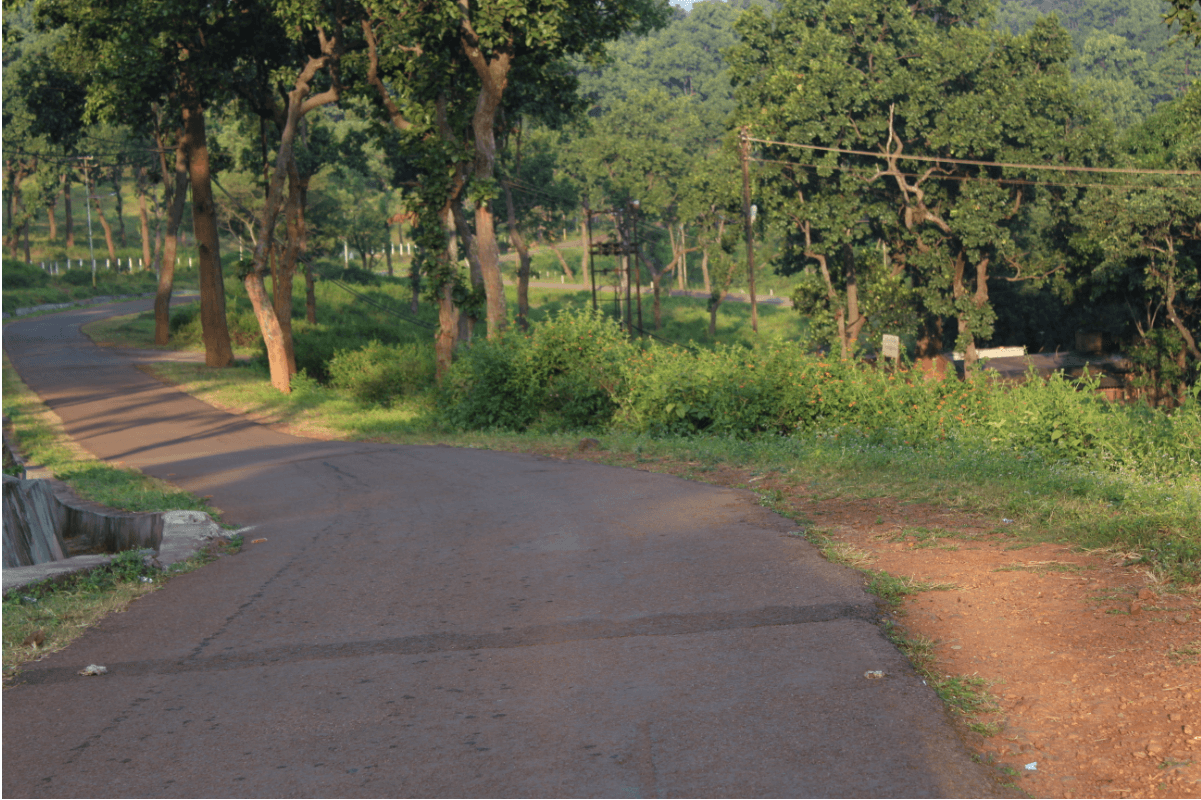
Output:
top-left (441, 308), bottom-right (636, 431)
top-left (328, 341), bottom-right (435, 406)
top-left (0, 262), bottom-right (52, 290)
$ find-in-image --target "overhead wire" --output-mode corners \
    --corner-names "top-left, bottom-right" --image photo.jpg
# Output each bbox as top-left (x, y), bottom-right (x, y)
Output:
top-left (748, 155), bottom-right (1201, 193)
top-left (746, 135), bottom-right (1201, 177)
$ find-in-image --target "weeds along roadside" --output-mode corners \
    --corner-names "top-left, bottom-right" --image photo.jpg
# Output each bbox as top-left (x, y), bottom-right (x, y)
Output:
top-left (1, 354), bottom-right (234, 682)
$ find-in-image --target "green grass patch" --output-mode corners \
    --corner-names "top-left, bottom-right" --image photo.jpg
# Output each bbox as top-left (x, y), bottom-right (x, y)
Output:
top-left (887, 628), bottom-right (1003, 722)
top-left (865, 570), bottom-right (958, 606)
top-left (889, 526), bottom-right (963, 549)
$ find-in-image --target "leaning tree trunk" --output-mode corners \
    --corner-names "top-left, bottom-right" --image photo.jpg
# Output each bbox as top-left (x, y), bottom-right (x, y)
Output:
top-left (111, 167), bottom-right (127, 247)
top-left (154, 132), bottom-right (190, 346)
top-left (47, 194), bottom-right (58, 241)
top-left (62, 172), bottom-right (75, 247)
top-left (502, 182), bottom-right (532, 331)
top-left (136, 167), bottom-right (153, 270)
top-left (83, 167), bottom-right (118, 261)
top-left (461, 30), bottom-right (511, 338)
top-left (181, 92), bottom-right (235, 367)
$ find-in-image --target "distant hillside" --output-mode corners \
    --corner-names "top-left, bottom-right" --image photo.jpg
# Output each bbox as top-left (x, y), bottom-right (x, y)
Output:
top-left (997, 0), bottom-right (1199, 128)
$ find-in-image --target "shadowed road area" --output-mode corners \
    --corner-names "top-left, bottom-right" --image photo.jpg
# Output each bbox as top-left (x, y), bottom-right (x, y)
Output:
top-left (3, 299), bottom-right (1002, 797)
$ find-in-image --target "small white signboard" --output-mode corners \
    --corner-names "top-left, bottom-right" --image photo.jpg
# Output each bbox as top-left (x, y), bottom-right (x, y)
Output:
top-left (881, 334), bottom-right (900, 360)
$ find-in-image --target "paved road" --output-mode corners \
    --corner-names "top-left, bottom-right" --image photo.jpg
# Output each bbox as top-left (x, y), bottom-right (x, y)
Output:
top-left (3, 299), bottom-right (1001, 798)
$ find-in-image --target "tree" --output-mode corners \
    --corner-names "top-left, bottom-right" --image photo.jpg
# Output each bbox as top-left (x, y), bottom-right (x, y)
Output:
top-left (729, 0), bottom-right (1105, 364)
top-left (449, 0), bottom-right (671, 338)
top-left (1083, 83), bottom-right (1201, 394)
top-left (30, 0), bottom-right (282, 366)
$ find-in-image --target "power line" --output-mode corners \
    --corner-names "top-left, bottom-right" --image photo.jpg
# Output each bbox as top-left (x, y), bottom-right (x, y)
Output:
top-left (749, 156), bottom-right (1201, 192)
top-left (747, 135), bottom-right (1201, 178)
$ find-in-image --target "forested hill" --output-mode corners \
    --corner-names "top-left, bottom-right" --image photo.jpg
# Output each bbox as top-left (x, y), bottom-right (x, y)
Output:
top-left (998, 0), bottom-right (1199, 128)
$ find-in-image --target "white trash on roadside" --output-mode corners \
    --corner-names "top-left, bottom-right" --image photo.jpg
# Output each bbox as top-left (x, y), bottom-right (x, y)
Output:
top-left (78, 664), bottom-right (107, 676)
top-left (864, 670), bottom-right (885, 680)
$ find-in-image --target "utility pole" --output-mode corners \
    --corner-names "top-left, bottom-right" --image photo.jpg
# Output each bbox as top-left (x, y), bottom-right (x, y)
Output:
top-left (585, 205), bottom-right (597, 313)
top-left (631, 200), bottom-right (642, 336)
top-left (740, 127), bottom-right (758, 334)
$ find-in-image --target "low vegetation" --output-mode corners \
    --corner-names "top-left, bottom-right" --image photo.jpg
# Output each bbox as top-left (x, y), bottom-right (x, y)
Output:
top-left (1, 260), bottom-right (172, 315)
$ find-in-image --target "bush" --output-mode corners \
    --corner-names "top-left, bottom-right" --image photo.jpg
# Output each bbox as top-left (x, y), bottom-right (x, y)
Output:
top-left (61, 268), bottom-right (95, 286)
top-left (442, 308), bottom-right (636, 431)
top-left (1, 262), bottom-right (51, 290)
top-left (329, 341), bottom-right (435, 405)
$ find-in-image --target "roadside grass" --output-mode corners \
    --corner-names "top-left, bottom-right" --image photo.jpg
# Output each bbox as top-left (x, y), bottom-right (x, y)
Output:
top-left (2, 355), bottom-right (230, 682)
top-left (885, 627), bottom-right (1003, 733)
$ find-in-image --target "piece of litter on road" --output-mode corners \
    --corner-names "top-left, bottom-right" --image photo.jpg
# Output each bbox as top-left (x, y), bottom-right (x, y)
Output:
top-left (251, 538), bottom-right (268, 544)
top-left (864, 670), bottom-right (885, 680)
top-left (1002, 519), bottom-right (1014, 524)
top-left (139, 576), bottom-right (153, 583)
top-left (1025, 762), bottom-right (1038, 771)
top-left (79, 664), bottom-right (107, 676)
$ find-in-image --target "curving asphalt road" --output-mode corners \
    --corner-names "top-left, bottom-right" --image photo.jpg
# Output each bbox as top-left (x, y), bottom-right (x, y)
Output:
top-left (2, 298), bottom-right (1003, 798)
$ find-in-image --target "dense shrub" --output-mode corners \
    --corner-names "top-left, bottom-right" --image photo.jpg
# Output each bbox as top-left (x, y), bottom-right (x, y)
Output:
top-left (615, 342), bottom-right (1200, 480)
top-left (1, 262), bottom-right (52, 289)
top-left (329, 340), bottom-right (435, 405)
top-left (61, 268), bottom-right (95, 286)
top-left (441, 308), bottom-right (636, 431)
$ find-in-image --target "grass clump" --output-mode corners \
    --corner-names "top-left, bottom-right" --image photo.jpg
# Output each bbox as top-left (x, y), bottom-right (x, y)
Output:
top-left (865, 570), bottom-right (958, 606)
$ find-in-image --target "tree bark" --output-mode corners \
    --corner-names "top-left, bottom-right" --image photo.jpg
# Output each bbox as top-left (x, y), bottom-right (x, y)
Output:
top-left (47, 193), bottom-right (58, 242)
top-left (83, 166), bottom-right (118, 261)
top-left (154, 131), bottom-right (189, 346)
top-left (460, 17), bottom-right (511, 338)
top-left (136, 167), bottom-right (153, 270)
top-left (245, 32), bottom-right (341, 392)
top-left (435, 207), bottom-right (461, 382)
top-left (111, 167), bottom-right (127, 247)
top-left (62, 173), bottom-right (74, 248)
top-left (181, 90), bottom-right (235, 367)
top-left (546, 241), bottom-right (574, 281)
top-left (502, 181), bottom-right (532, 331)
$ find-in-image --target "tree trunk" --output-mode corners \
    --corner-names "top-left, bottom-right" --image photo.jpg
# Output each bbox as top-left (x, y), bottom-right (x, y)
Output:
top-left (409, 257), bottom-right (420, 315)
top-left (273, 164), bottom-right (306, 376)
top-left (181, 92), bottom-right (235, 367)
top-left (83, 166), bottom-right (118, 261)
top-left (461, 30), bottom-right (511, 338)
top-left (435, 205), bottom-right (461, 382)
top-left (47, 193), bottom-right (57, 241)
top-left (701, 247), bottom-right (711, 294)
top-left (546, 241), bottom-right (574, 281)
top-left (384, 226), bottom-right (394, 277)
top-left (62, 173), bottom-right (74, 248)
top-left (154, 131), bottom-right (189, 346)
top-left (502, 182), bottom-right (532, 331)
top-left (111, 168), bottom-right (127, 247)
top-left (136, 167), bottom-right (153, 270)
top-left (581, 217), bottom-right (591, 291)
